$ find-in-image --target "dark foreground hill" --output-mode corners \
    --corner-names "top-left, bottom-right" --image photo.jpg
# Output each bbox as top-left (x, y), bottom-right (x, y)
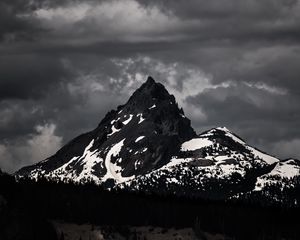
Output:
top-left (1, 174), bottom-right (300, 240)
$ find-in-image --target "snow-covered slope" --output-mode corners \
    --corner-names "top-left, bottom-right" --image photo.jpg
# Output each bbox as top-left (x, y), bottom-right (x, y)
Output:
top-left (161, 127), bottom-right (278, 179)
top-left (119, 127), bottom-right (280, 198)
top-left (255, 159), bottom-right (300, 191)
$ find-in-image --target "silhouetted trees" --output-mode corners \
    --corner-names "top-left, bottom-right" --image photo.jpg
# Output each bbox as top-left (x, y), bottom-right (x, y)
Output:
top-left (0, 174), bottom-right (300, 239)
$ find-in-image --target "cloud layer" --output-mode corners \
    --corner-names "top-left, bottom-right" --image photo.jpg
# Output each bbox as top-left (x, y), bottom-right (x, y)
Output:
top-left (1, 0), bottom-right (300, 172)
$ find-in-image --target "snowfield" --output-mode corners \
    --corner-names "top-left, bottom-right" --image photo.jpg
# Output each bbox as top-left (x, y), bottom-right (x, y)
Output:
top-left (181, 138), bottom-right (214, 151)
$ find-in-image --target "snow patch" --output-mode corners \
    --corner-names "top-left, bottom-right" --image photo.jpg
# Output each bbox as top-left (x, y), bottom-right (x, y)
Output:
top-left (248, 147), bottom-right (279, 165)
top-left (149, 104), bottom-right (156, 109)
top-left (215, 155), bottom-right (230, 162)
top-left (110, 117), bottom-right (120, 125)
top-left (224, 132), bottom-right (245, 145)
top-left (134, 160), bottom-right (141, 170)
top-left (181, 138), bottom-right (213, 151)
top-left (122, 114), bottom-right (133, 125)
top-left (102, 138), bottom-right (134, 184)
top-left (161, 157), bottom-right (193, 170)
top-left (216, 127), bottom-right (230, 132)
top-left (137, 114), bottom-right (145, 124)
top-left (77, 140), bottom-right (103, 182)
top-left (107, 125), bottom-right (121, 137)
top-left (142, 148), bottom-right (148, 153)
top-left (135, 136), bottom-right (145, 143)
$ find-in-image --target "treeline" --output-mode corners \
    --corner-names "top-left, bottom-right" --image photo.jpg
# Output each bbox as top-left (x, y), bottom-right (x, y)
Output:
top-left (1, 174), bottom-right (300, 239)
top-left (0, 173), bottom-right (58, 240)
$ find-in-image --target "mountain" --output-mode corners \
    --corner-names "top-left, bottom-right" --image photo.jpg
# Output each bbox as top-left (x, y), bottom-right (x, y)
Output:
top-left (16, 76), bottom-right (300, 203)
top-left (119, 127), bottom-right (282, 199)
top-left (16, 77), bottom-right (196, 188)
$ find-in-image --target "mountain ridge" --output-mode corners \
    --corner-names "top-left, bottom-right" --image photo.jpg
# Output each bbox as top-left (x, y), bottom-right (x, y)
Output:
top-left (15, 76), bottom-right (300, 203)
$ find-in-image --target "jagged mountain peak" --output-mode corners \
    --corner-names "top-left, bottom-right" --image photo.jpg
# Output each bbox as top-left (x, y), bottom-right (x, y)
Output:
top-left (97, 76), bottom-right (196, 141)
top-left (132, 76), bottom-right (173, 100)
top-left (123, 76), bottom-right (177, 114)
top-left (16, 76), bottom-right (196, 185)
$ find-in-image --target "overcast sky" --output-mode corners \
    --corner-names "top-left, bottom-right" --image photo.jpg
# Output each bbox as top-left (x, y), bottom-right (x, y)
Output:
top-left (1, 0), bottom-right (300, 173)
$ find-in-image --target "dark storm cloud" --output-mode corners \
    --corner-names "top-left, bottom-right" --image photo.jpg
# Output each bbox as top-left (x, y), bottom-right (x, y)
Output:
top-left (0, 0), bottom-right (43, 42)
top-left (1, 0), bottom-right (300, 172)
top-left (186, 83), bottom-right (300, 133)
top-left (0, 54), bottom-right (74, 100)
top-left (137, 0), bottom-right (300, 42)
top-left (138, 0), bottom-right (297, 18)
top-left (185, 83), bottom-right (300, 159)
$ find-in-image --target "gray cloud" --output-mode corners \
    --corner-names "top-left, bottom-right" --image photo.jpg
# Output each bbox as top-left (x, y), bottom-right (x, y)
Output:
top-left (0, 123), bottom-right (62, 173)
top-left (0, 0), bottom-right (44, 42)
top-left (0, 0), bottom-right (300, 173)
top-left (186, 82), bottom-right (300, 159)
top-left (0, 54), bottom-right (74, 100)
